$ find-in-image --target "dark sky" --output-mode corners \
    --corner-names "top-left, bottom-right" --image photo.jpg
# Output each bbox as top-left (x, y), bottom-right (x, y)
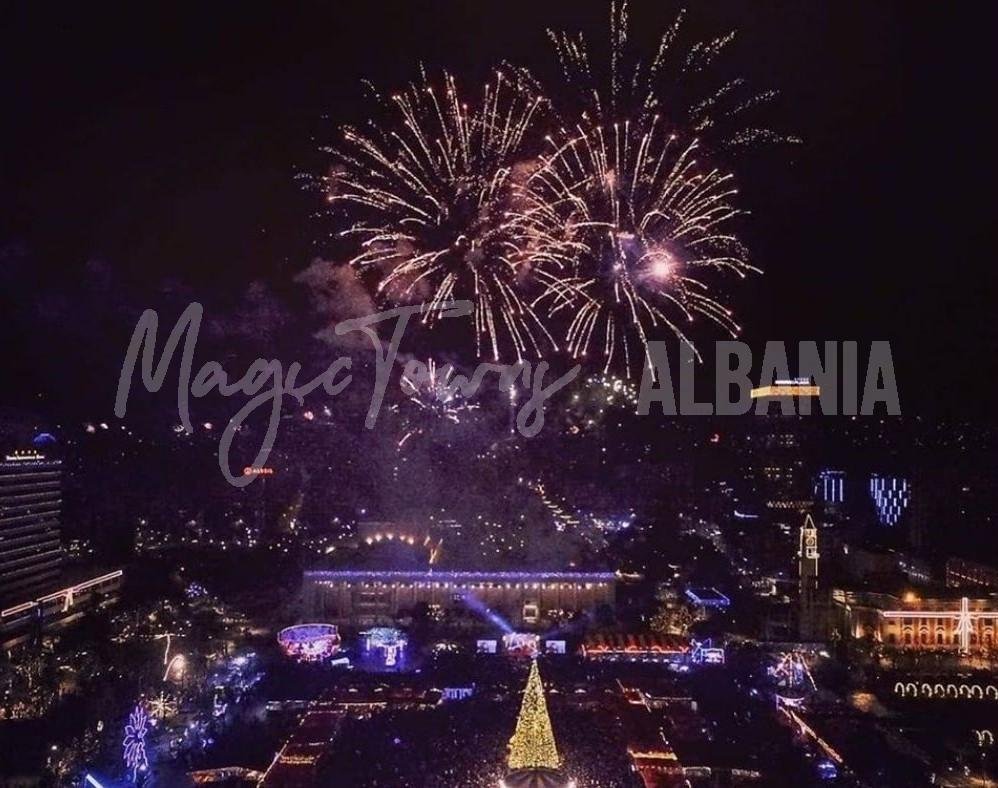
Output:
top-left (1, 2), bottom-right (994, 420)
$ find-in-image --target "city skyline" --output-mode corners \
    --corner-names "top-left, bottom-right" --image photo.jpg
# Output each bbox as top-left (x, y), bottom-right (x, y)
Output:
top-left (1, 3), bottom-right (995, 787)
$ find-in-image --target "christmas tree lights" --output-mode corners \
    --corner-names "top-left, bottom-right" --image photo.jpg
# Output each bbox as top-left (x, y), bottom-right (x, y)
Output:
top-left (507, 659), bottom-right (560, 771)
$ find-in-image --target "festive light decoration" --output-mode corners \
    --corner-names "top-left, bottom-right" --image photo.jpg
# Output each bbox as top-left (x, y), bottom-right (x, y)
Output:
top-left (690, 638), bottom-right (725, 665)
top-left (521, 477), bottom-right (579, 531)
top-left (306, 570), bottom-right (615, 582)
top-left (507, 660), bottom-right (560, 771)
top-left (883, 596), bottom-right (998, 653)
top-left (362, 627), bottom-right (408, 667)
top-left (154, 632), bottom-right (174, 666)
top-left (1, 569), bottom-right (123, 619)
top-left (779, 706), bottom-right (844, 765)
top-left (503, 633), bottom-right (541, 658)
top-left (684, 587), bottom-right (730, 608)
top-left (211, 688), bottom-right (229, 718)
top-left (277, 623), bottom-right (342, 662)
top-left (122, 704), bottom-right (149, 782)
top-left (869, 474), bottom-right (911, 526)
top-left (581, 632), bottom-right (689, 662)
top-left (769, 651), bottom-right (817, 692)
top-left (815, 469), bottom-right (845, 504)
top-left (149, 691), bottom-right (177, 720)
top-left (894, 681), bottom-right (998, 700)
top-left (163, 653), bottom-right (186, 682)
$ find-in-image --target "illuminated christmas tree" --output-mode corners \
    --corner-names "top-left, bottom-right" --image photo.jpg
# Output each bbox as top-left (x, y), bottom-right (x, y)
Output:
top-left (507, 659), bottom-right (560, 771)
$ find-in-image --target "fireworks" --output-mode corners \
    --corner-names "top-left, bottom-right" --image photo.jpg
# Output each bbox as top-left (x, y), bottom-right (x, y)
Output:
top-left (326, 69), bottom-right (555, 361)
top-left (547, 1), bottom-right (799, 149)
top-left (318, 6), bottom-right (792, 378)
top-left (524, 118), bottom-right (755, 376)
top-left (401, 359), bottom-right (477, 423)
top-left (394, 359), bottom-right (479, 450)
top-left (564, 374), bottom-right (641, 434)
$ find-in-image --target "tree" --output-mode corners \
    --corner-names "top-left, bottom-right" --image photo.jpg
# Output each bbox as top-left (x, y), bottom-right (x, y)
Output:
top-left (507, 660), bottom-right (560, 771)
top-left (649, 589), bottom-right (694, 636)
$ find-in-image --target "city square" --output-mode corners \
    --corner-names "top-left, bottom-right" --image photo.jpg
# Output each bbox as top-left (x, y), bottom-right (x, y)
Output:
top-left (1, 2), bottom-right (994, 787)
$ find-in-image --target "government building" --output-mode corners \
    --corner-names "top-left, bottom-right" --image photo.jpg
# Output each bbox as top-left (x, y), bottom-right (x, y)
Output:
top-left (832, 589), bottom-right (998, 651)
top-left (302, 569), bottom-right (616, 627)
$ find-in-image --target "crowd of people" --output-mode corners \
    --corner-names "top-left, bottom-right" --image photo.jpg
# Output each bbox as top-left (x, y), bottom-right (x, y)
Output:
top-left (317, 687), bottom-right (640, 786)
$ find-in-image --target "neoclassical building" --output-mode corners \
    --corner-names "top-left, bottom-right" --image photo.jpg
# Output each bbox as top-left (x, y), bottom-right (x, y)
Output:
top-left (832, 589), bottom-right (998, 650)
top-left (302, 569), bottom-right (616, 627)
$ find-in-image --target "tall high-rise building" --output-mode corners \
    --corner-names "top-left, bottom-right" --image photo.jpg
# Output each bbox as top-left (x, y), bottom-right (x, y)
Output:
top-left (0, 450), bottom-right (63, 609)
top-left (742, 422), bottom-right (815, 516)
top-left (816, 470), bottom-right (845, 506)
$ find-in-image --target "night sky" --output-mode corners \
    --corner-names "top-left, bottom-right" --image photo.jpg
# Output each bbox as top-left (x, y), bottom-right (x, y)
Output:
top-left (2, 2), bottom-right (994, 420)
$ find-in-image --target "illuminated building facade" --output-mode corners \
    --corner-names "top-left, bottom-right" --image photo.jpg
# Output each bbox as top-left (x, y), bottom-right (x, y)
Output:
top-left (749, 378), bottom-right (821, 400)
top-left (277, 623), bottom-right (341, 662)
top-left (739, 420), bottom-right (817, 525)
top-left (0, 569), bottom-right (124, 645)
top-left (302, 570), bottom-right (615, 627)
top-left (869, 474), bottom-right (911, 526)
top-left (832, 589), bottom-right (998, 651)
top-left (684, 587), bottom-right (731, 610)
top-left (581, 632), bottom-right (689, 663)
top-left (815, 470), bottom-right (845, 506)
top-left (0, 451), bottom-right (63, 609)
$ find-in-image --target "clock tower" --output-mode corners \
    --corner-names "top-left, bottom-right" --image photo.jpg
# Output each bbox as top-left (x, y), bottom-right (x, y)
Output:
top-left (797, 513), bottom-right (825, 641)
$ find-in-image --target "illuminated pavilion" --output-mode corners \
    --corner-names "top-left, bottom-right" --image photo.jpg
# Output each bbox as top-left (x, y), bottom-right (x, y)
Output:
top-left (500, 659), bottom-right (574, 788)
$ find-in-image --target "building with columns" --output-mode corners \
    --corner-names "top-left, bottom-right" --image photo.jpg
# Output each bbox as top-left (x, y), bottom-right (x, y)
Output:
top-left (832, 589), bottom-right (998, 651)
top-left (302, 569), bottom-right (616, 628)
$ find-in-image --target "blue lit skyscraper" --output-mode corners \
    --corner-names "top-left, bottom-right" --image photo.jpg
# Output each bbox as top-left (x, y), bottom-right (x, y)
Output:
top-left (816, 470), bottom-right (845, 505)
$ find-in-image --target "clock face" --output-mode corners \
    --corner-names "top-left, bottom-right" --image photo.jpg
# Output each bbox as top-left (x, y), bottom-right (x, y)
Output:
top-left (806, 535), bottom-right (817, 547)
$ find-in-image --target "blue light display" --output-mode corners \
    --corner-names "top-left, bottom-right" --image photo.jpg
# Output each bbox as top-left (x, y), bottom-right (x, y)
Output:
top-left (869, 475), bottom-right (911, 526)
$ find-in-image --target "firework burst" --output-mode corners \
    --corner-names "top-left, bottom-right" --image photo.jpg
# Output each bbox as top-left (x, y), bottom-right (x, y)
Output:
top-left (326, 69), bottom-right (555, 361)
top-left (546, 1), bottom-right (800, 149)
top-left (563, 373), bottom-right (641, 434)
top-left (523, 117), bottom-right (756, 377)
top-left (394, 358), bottom-right (479, 450)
